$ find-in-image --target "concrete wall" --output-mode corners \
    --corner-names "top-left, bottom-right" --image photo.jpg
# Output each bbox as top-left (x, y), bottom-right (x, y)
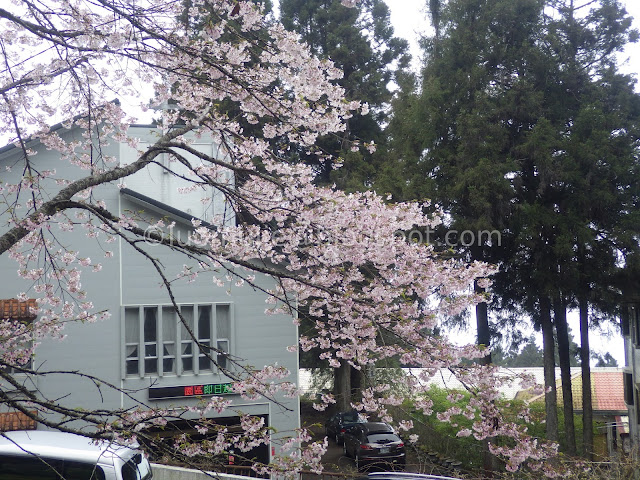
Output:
top-left (151, 464), bottom-right (258, 480)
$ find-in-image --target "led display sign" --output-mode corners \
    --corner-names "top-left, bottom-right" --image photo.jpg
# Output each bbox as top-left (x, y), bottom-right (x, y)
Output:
top-left (148, 382), bottom-right (233, 400)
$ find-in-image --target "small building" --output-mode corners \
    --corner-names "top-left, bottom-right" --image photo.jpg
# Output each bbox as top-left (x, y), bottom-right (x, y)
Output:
top-left (518, 368), bottom-right (627, 459)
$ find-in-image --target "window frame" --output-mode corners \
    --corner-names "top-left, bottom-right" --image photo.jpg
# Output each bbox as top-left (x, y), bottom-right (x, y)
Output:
top-left (122, 302), bottom-right (233, 379)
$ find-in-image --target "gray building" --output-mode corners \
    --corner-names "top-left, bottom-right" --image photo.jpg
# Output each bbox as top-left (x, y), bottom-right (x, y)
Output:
top-left (0, 125), bottom-right (300, 465)
top-left (622, 296), bottom-right (640, 457)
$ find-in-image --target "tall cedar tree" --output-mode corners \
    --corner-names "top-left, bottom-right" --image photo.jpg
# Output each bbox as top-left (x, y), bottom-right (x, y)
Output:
top-left (390, 0), bottom-right (640, 455)
top-left (280, 0), bottom-right (409, 189)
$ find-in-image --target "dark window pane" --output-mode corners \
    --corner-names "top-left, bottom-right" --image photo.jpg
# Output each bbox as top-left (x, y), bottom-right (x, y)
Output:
top-left (145, 344), bottom-right (157, 357)
top-left (163, 358), bottom-right (174, 373)
top-left (198, 306), bottom-right (211, 340)
top-left (145, 358), bottom-right (157, 374)
top-left (65, 460), bottom-right (106, 480)
top-left (199, 356), bottom-right (211, 371)
top-left (0, 455), bottom-right (63, 479)
top-left (367, 433), bottom-right (399, 443)
top-left (144, 307), bottom-right (157, 342)
top-left (122, 460), bottom-right (138, 480)
top-left (625, 373), bottom-right (634, 405)
top-left (126, 360), bottom-right (139, 375)
top-left (182, 357), bottom-right (193, 371)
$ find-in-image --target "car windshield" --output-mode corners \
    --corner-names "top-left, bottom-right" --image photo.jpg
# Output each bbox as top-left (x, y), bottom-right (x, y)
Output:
top-left (342, 412), bottom-right (361, 422)
top-left (366, 433), bottom-right (399, 444)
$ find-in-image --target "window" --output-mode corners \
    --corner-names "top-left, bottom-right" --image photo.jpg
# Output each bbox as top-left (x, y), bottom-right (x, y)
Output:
top-left (621, 306), bottom-right (630, 337)
top-left (122, 456), bottom-right (152, 480)
top-left (0, 455), bottom-right (105, 480)
top-left (633, 305), bottom-right (640, 347)
top-left (624, 372), bottom-right (634, 405)
top-left (124, 303), bottom-right (231, 377)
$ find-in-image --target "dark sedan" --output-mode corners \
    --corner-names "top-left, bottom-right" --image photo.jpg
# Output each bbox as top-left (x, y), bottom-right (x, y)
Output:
top-left (343, 422), bottom-right (406, 471)
top-left (325, 411), bottom-right (366, 445)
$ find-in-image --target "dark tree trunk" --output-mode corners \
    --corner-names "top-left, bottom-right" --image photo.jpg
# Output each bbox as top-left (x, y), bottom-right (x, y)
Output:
top-left (540, 296), bottom-right (559, 441)
top-left (475, 281), bottom-right (491, 366)
top-left (474, 281), bottom-right (495, 474)
top-left (554, 295), bottom-right (577, 455)
top-left (350, 365), bottom-right (365, 404)
top-left (335, 363), bottom-right (351, 411)
top-left (580, 296), bottom-right (593, 459)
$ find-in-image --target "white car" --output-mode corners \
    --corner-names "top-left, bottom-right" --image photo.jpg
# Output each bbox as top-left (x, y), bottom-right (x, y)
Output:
top-left (0, 430), bottom-right (153, 480)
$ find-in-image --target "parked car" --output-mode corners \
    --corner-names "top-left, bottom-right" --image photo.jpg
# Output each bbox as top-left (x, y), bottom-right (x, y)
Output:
top-left (343, 422), bottom-right (406, 471)
top-left (356, 473), bottom-right (462, 480)
top-left (325, 410), bottom-right (365, 445)
top-left (0, 430), bottom-right (152, 480)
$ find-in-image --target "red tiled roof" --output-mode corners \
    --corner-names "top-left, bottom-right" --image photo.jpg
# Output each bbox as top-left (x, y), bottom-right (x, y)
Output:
top-left (561, 371), bottom-right (626, 413)
top-left (593, 371), bottom-right (626, 411)
top-left (0, 411), bottom-right (37, 431)
top-left (0, 299), bottom-right (37, 320)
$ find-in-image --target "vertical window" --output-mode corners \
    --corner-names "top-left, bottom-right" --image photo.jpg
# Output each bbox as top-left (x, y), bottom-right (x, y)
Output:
top-left (216, 305), bottom-right (231, 370)
top-left (621, 306), bottom-right (630, 337)
top-left (625, 372), bottom-right (634, 405)
top-left (125, 308), bottom-right (140, 376)
top-left (198, 305), bottom-right (212, 372)
top-left (143, 307), bottom-right (158, 374)
top-left (124, 303), bottom-right (231, 377)
top-left (633, 305), bottom-right (640, 347)
top-left (162, 306), bottom-right (176, 374)
top-left (180, 306), bottom-right (194, 373)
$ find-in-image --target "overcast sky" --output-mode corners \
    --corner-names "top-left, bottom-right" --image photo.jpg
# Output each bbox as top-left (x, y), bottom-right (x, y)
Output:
top-left (387, 0), bottom-right (640, 87)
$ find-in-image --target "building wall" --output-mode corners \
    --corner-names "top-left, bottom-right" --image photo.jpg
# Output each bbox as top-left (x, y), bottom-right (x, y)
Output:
top-left (622, 302), bottom-right (640, 457)
top-left (0, 126), bottom-right (299, 460)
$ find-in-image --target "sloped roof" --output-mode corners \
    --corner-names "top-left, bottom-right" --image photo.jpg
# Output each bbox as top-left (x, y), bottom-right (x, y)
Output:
top-left (0, 299), bottom-right (37, 320)
top-left (528, 370), bottom-right (626, 414)
top-left (0, 411), bottom-right (36, 431)
top-left (587, 371), bottom-right (626, 412)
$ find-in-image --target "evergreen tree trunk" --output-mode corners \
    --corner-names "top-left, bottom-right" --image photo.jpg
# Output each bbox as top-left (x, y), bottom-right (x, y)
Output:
top-left (554, 295), bottom-right (577, 455)
top-left (350, 365), bottom-right (364, 404)
top-left (335, 363), bottom-right (351, 411)
top-left (580, 296), bottom-right (593, 459)
top-left (475, 281), bottom-right (491, 366)
top-left (474, 280), bottom-right (496, 474)
top-left (541, 296), bottom-right (559, 442)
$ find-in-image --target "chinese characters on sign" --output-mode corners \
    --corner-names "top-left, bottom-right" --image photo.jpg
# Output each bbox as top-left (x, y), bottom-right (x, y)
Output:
top-left (148, 383), bottom-right (233, 399)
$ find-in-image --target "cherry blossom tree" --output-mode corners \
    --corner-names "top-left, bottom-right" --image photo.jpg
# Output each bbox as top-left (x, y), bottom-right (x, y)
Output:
top-left (0, 0), bottom-right (558, 475)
